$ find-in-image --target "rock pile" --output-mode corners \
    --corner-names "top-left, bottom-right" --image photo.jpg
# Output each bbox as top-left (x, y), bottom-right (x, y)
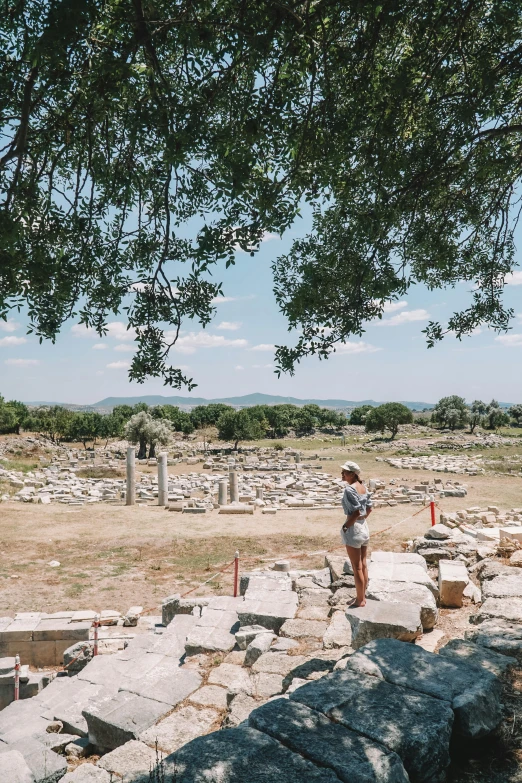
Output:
top-left (382, 453), bottom-right (485, 474)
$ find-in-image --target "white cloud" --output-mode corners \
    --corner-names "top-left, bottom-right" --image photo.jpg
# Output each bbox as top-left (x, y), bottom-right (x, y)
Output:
top-left (495, 334), bottom-right (522, 347)
top-left (506, 271), bottom-right (522, 285)
top-left (212, 295), bottom-right (256, 305)
top-left (71, 321), bottom-right (136, 341)
top-left (376, 309), bottom-right (430, 326)
top-left (92, 343), bottom-right (107, 351)
top-left (251, 344), bottom-right (275, 352)
top-left (0, 336), bottom-right (27, 346)
top-left (235, 365), bottom-right (245, 371)
top-left (252, 363), bottom-right (273, 369)
top-left (5, 358), bottom-right (40, 366)
top-left (114, 344), bottom-right (135, 352)
top-left (216, 321), bottom-right (242, 331)
top-left (106, 360), bottom-right (130, 369)
top-left (334, 341), bottom-right (381, 355)
top-left (167, 331), bottom-right (248, 355)
top-left (382, 300), bottom-right (408, 313)
top-left (0, 320), bottom-right (20, 333)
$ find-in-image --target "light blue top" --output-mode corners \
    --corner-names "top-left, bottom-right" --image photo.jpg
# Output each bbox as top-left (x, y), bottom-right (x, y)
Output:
top-left (342, 484), bottom-right (373, 518)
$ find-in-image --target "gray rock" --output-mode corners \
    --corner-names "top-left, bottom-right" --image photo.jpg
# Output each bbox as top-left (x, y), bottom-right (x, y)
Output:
top-left (366, 579), bottom-right (438, 630)
top-left (425, 524), bottom-right (451, 540)
top-left (471, 597), bottom-right (522, 625)
top-left (235, 625), bottom-right (271, 650)
top-left (271, 638), bottom-right (299, 652)
top-left (163, 726), bottom-right (341, 782)
top-left (0, 749), bottom-right (35, 783)
top-left (465, 620), bottom-right (522, 656)
top-left (371, 551), bottom-right (428, 570)
top-left (325, 554), bottom-right (353, 580)
top-left (330, 575), bottom-right (356, 591)
top-left (249, 697), bottom-right (409, 783)
top-left (0, 737), bottom-right (67, 783)
top-left (120, 664), bottom-right (202, 707)
top-left (281, 654), bottom-right (340, 692)
top-left (189, 685), bottom-right (228, 710)
top-left (439, 638), bottom-right (517, 677)
top-left (417, 547), bottom-right (452, 565)
top-left (63, 641), bottom-right (93, 675)
top-left (438, 559), bottom-right (468, 608)
top-left (344, 638), bottom-right (502, 739)
top-left (59, 765), bottom-right (111, 782)
top-left (83, 691), bottom-right (170, 750)
top-left (64, 738), bottom-right (91, 759)
top-left (478, 562), bottom-right (514, 582)
top-left (162, 594), bottom-right (210, 626)
top-left (345, 599), bottom-right (423, 649)
top-left (328, 587), bottom-right (357, 607)
top-left (291, 667), bottom-right (453, 783)
top-left (252, 653), bottom-right (308, 678)
top-left (225, 693), bottom-right (258, 727)
top-left (185, 625), bottom-right (237, 655)
top-left (96, 739), bottom-right (157, 778)
top-left (322, 611), bottom-right (352, 649)
top-left (140, 705), bottom-right (218, 754)
top-left (244, 633), bottom-right (275, 667)
top-left (482, 574), bottom-right (522, 599)
top-left (207, 663), bottom-right (251, 693)
top-left (280, 619), bottom-right (328, 639)
top-left (367, 562), bottom-right (439, 598)
top-left (238, 592), bottom-right (299, 633)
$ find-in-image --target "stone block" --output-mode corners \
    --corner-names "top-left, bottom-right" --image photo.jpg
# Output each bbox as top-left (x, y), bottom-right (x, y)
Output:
top-left (249, 697), bottom-right (409, 783)
top-left (32, 620), bottom-right (91, 642)
top-left (188, 685), bottom-right (228, 710)
top-left (96, 739), bottom-right (156, 779)
top-left (471, 598), bottom-right (522, 625)
top-left (345, 600), bottom-right (422, 649)
top-left (482, 574), bottom-right (522, 599)
top-left (439, 638), bottom-right (516, 677)
top-left (0, 749), bottom-right (35, 783)
top-left (140, 705), bottom-right (218, 754)
top-left (162, 726), bottom-right (341, 782)
top-left (162, 594), bottom-right (210, 626)
top-left (235, 625), bottom-right (271, 650)
top-left (424, 524), bottom-right (451, 540)
top-left (438, 559), bottom-right (468, 608)
top-left (244, 634), bottom-right (275, 667)
top-left (367, 561), bottom-right (439, 598)
top-left (83, 691), bottom-right (170, 750)
top-left (238, 592), bottom-right (298, 633)
top-left (218, 504), bottom-right (254, 514)
top-left (291, 667), bottom-right (453, 783)
top-left (280, 619), bottom-right (328, 639)
top-left (0, 616), bottom-right (41, 643)
top-left (0, 736), bottom-right (67, 783)
top-left (465, 620), bottom-right (522, 656)
top-left (324, 554), bottom-right (353, 581)
top-left (252, 652), bottom-right (308, 678)
top-left (207, 663), bottom-right (252, 693)
top-left (366, 579), bottom-right (438, 630)
top-left (500, 526), bottom-right (522, 542)
top-left (185, 626), bottom-right (236, 656)
top-left (344, 638), bottom-right (502, 739)
top-left (120, 664), bottom-right (202, 707)
top-left (370, 550), bottom-right (427, 571)
top-left (225, 693), bottom-right (258, 727)
top-left (322, 611), bottom-right (352, 649)
top-left (61, 764), bottom-right (111, 782)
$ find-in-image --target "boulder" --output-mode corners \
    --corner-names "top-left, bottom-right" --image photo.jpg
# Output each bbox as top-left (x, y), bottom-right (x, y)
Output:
top-left (425, 525), bottom-right (452, 540)
top-left (162, 726), bottom-right (341, 782)
top-left (83, 691), bottom-right (170, 750)
top-left (465, 620), bottom-right (522, 656)
top-left (343, 638), bottom-right (502, 739)
top-left (345, 600), bottom-right (423, 649)
top-left (471, 597), bottom-right (522, 626)
top-left (0, 749), bottom-right (35, 783)
top-left (482, 574), bottom-right (522, 600)
top-left (291, 667), bottom-right (453, 783)
top-left (249, 697), bottom-right (409, 783)
top-left (439, 638), bottom-right (516, 677)
top-left (366, 580), bottom-right (438, 630)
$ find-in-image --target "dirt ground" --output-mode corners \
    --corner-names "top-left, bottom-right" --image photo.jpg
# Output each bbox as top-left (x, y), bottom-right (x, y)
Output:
top-left (1, 446), bottom-right (521, 616)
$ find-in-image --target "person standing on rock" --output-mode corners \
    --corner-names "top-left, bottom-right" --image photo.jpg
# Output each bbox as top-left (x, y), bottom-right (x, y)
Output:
top-left (340, 461), bottom-right (372, 607)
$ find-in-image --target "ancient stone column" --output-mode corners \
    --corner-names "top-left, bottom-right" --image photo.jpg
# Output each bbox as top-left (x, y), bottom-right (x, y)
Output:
top-left (229, 470), bottom-right (239, 503)
top-left (218, 480), bottom-right (228, 506)
top-left (126, 446), bottom-right (135, 506)
top-left (295, 453), bottom-right (301, 463)
top-left (158, 452), bottom-right (169, 506)
top-left (256, 487), bottom-right (264, 501)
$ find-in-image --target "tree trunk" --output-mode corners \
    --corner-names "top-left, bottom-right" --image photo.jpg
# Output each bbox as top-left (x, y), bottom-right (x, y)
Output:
top-left (234, 440), bottom-right (239, 450)
top-left (137, 438), bottom-right (147, 459)
top-left (148, 442), bottom-right (156, 458)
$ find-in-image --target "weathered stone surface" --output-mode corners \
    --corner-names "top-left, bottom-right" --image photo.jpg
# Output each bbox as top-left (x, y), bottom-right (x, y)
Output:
top-left (328, 587), bottom-right (357, 607)
top-left (60, 764), bottom-right (111, 782)
top-left (244, 634), bottom-right (275, 667)
top-left (297, 604), bottom-right (331, 620)
top-left (248, 672), bottom-right (284, 699)
top-left (65, 738), bottom-right (91, 759)
top-left (83, 691), bottom-right (170, 750)
top-left (370, 551), bottom-right (427, 571)
top-left (238, 592), bottom-right (298, 633)
top-left (207, 663), bottom-right (251, 693)
top-left (0, 749), bottom-right (35, 783)
top-left (235, 625), bottom-right (270, 650)
top-left (185, 626), bottom-right (236, 656)
top-left (439, 638), bottom-right (517, 677)
top-left (97, 739), bottom-right (156, 779)
top-left (291, 667), bottom-right (453, 783)
top-left (280, 619), bottom-right (328, 639)
top-left (325, 554), bottom-right (353, 581)
top-left (345, 600), bottom-right (423, 649)
top-left (425, 524), bottom-right (451, 540)
top-left (482, 574), bottom-right (522, 599)
top-left (478, 561), bottom-right (514, 582)
top-left (465, 620), bottom-right (522, 656)
top-left (368, 562), bottom-right (439, 597)
top-left (188, 685), bottom-right (228, 710)
top-left (140, 705), bottom-right (218, 753)
top-left (252, 652), bottom-right (308, 677)
top-left (281, 654), bottom-right (341, 692)
top-left (344, 638), bottom-right (501, 739)
top-left (471, 597), bottom-right (522, 625)
top-left (271, 638), bottom-right (299, 652)
top-left (63, 641), bottom-right (93, 675)
top-left (366, 579), bottom-right (438, 630)
top-left (224, 693), bottom-right (258, 727)
top-left (438, 559), bottom-right (468, 608)
top-left (0, 737), bottom-right (67, 783)
top-left (162, 594), bottom-right (210, 626)
top-left (323, 611), bottom-right (352, 649)
top-left (163, 726), bottom-right (341, 782)
top-left (120, 663), bottom-right (202, 707)
top-left (240, 572), bottom-right (291, 595)
top-left (249, 697), bottom-right (409, 783)
top-left (510, 550), bottom-right (522, 567)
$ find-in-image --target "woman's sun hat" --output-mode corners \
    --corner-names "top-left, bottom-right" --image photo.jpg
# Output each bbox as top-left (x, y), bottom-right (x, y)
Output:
top-left (340, 460), bottom-right (362, 477)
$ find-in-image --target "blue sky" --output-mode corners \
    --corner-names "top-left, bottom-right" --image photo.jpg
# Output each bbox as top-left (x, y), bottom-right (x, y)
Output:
top-left (1, 215), bottom-right (522, 405)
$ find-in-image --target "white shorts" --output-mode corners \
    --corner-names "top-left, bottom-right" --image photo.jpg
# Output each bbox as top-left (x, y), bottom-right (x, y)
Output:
top-left (341, 519), bottom-right (369, 549)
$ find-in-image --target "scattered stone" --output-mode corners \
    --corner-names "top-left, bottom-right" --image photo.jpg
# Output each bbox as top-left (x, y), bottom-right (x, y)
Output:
top-left (235, 625), bottom-right (271, 650)
top-left (244, 634), bottom-right (276, 667)
top-left (0, 749), bottom-right (34, 783)
top-left (439, 559), bottom-right (468, 608)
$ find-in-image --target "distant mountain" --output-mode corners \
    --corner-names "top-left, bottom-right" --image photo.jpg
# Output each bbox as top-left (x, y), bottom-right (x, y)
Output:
top-left (89, 393), bottom-right (437, 411)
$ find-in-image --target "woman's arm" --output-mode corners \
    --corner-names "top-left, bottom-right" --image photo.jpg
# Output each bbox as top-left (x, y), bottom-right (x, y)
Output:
top-left (343, 509), bottom-right (361, 530)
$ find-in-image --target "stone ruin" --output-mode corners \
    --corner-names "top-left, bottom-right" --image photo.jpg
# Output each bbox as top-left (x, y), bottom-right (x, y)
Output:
top-left (2, 513), bottom-right (522, 782)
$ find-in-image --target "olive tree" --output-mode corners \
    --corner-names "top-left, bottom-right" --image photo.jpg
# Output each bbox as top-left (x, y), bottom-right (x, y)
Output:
top-left (365, 403), bottom-right (413, 439)
top-left (125, 411), bottom-right (172, 459)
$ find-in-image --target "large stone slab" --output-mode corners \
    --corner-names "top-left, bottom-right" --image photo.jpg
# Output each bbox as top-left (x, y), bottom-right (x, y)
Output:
top-left (368, 562), bottom-right (438, 597)
top-left (0, 736), bottom-right (67, 783)
top-left (238, 592), bottom-right (298, 633)
top-left (291, 667), bottom-right (453, 783)
top-left (185, 626), bottom-right (236, 656)
top-left (500, 526), bottom-right (522, 543)
top-left (366, 580), bottom-right (438, 630)
top-left (438, 559), bottom-right (468, 608)
top-left (83, 691), bottom-right (170, 750)
top-left (162, 726), bottom-right (341, 782)
top-left (140, 705), bottom-right (218, 754)
top-left (280, 619), bottom-right (328, 639)
top-left (439, 638), bottom-right (517, 677)
top-left (322, 611), bottom-right (352, 649)
top-left (343, 638), bottom-right (501, 739)
top-left (120, 662), bottom-right (201, 706)
top-left (61, 766), bottom-right (111, 782)
top-left (482, 574), bottom-right (522, 599)
top-left (471, 597), bottom-right (522, 625)
top-left (465, 620), bottom-right (522, 656)
top-left (0, 749), bottom-right (35, 783)
top-left (345, 600), bottom-right (422, 649)
top-left (96, 739), bottom-right (156, 779)
top-left (325, 555), bottom-right (353, 581)
top-left (249, 697), bottom-right (409, 783)
top-left (370, 550), bottom-right (428, 571)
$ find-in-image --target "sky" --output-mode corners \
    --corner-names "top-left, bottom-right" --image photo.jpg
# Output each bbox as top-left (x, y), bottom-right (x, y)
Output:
top-left (1, 216), bottom-right (522, 405)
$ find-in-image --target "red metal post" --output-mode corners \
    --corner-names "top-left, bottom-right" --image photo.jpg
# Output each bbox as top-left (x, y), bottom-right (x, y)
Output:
top-left (93, 614), bottom-right (99, 656)
top-left (233, 551), bottom-right (239, 597)
top-left (14, 654), bottom-right (20, 701)
top-left (430, 498), bottom-right (436, 527)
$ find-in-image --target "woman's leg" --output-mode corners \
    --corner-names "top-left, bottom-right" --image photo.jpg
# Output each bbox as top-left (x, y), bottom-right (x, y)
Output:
top-left (346, 545), bottom-right (366, 607)
top-left (361, 546), bottom-right (369, 593)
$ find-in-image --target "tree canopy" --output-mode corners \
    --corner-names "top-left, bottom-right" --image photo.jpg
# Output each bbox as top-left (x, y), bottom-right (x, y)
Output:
top-left (365, 403), bottom-right (413, 438)
top-left (2, 0), bottom-right (522, 386)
